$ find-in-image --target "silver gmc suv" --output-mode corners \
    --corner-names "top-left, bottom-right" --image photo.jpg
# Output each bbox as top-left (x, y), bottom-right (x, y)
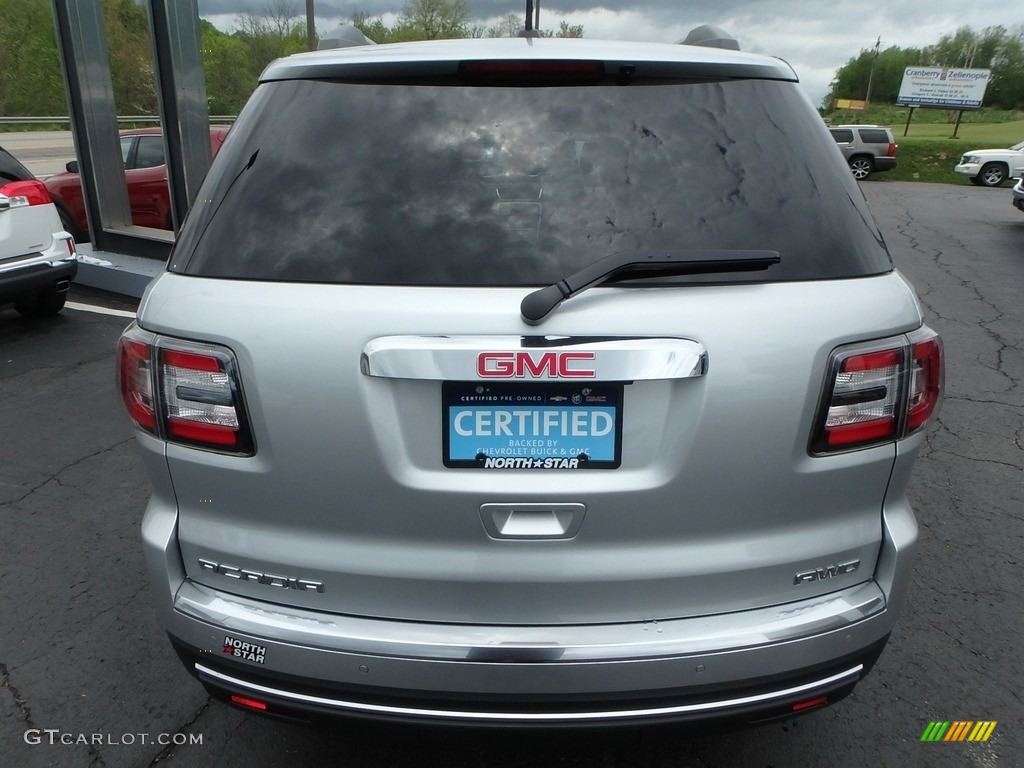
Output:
top-left (119, 31), bottom-right (942, 728)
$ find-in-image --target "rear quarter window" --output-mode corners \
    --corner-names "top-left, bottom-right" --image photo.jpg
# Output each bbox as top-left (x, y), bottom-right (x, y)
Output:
top-left (174, 77), bottom-right (891, 286)
top-left (829, 129), bottom-right (854, 143)
top-left (857, 129), bottom-right (890, 144)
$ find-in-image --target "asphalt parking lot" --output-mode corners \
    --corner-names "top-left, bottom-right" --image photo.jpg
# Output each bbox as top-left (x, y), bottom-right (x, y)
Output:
top-left (1, 181), bottom-right (1022, 768)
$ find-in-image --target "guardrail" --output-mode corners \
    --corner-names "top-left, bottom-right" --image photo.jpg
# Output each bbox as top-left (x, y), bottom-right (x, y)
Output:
top-left (0, 115), bottom-right (237, 126)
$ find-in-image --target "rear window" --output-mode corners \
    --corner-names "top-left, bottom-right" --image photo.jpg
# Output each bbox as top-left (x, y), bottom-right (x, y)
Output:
top-left (173, 78), bottom-right (891, 285)
top-left (857, 129), bottom-right (891, 145)
top-left (829, 129), bottom-right (854, 143)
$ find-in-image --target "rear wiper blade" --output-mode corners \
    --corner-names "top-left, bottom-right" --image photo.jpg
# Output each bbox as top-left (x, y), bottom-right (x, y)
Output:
top-left (521, 249), bottom-right (781, 326)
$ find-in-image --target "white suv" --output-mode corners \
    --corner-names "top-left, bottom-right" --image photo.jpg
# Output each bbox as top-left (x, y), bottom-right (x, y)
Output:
top-left (0, 145), bottom-right (77, 316)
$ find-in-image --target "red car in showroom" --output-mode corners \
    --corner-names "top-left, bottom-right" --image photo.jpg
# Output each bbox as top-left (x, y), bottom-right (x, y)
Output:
top-left (45, 126), bottom-right (230, 241)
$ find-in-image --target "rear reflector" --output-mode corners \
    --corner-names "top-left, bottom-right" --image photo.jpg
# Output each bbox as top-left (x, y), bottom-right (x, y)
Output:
top-left (792, 695), bottom-right (828, 712)
top-left (811, 326), bottom-right (942, 454)
top-left (230, 694), bottom-right (268, 711)
top-left (116, 324), bottom-right (254, 455)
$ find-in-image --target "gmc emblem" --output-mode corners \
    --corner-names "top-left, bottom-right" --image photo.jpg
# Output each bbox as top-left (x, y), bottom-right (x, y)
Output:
top-left (477, 351), bottom-right (596, 379)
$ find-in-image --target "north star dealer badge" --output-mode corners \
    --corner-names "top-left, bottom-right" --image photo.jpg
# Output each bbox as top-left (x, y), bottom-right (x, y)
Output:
top-left (223, 636), bottom-right (267, 664)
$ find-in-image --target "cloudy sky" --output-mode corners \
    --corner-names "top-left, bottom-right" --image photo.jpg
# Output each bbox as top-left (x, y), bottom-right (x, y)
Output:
top-left (196, 0), bottom-right (1023, 106)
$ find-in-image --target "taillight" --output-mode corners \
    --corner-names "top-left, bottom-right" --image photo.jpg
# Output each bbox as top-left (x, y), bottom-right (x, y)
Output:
top-left (811, 327), bottom-right (942, 454)
top-left (116, 324), bottom-right (254, 454)
top-left (0, 179), bottom-right (52, 207)
top-left (118, 335), bottom-right (156, 433)
top-left (906, 329), bottom-right (943, 433)
top-left (887, 142), bottom-right (897, 158)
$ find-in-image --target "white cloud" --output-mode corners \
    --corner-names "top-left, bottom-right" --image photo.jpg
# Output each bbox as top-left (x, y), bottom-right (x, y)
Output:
top-left (199, 0), bottom-right (1024, 108)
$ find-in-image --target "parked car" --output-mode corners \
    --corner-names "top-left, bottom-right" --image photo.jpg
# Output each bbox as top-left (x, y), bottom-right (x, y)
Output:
top-left (119, 32), bottom-right (942, 729)
top-left (0, 145), bottom-right (77, 317)
top-left (828, 125), bottom-right (898, 180)
top-left (45, 126), bottom-right (230, 241)
top-left (954, 139), bottom-right (1024, 187)
top-left (1013, 177), bottom-right (1024, 213)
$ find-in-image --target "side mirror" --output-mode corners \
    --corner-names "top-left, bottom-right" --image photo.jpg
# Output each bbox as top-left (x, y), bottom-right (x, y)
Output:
top-left (66, 160), bottom-right (79, 174)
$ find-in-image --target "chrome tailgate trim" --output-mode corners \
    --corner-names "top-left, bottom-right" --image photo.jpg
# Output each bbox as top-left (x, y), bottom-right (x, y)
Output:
top-left (361, 335), bottom-right (708, 381)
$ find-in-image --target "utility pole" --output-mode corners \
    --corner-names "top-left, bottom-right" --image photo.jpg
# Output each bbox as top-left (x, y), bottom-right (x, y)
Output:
top-left (306, 0), bottom-right (316, 51)
top-left (865, 36), bottom-right (881, 105)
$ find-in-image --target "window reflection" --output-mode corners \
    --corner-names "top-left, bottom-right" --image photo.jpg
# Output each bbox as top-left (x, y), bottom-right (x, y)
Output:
top-left (176, 79), bottom-right (890, 286)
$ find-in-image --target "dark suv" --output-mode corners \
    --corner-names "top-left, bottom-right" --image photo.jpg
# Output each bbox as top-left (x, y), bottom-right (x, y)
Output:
top-left (829, 125), bottom-right (898, 180)
top-left (119, 32), bottom-right (941, 728)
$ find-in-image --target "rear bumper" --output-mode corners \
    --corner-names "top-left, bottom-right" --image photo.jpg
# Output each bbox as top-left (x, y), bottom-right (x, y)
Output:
top-left (873, 157), bottom-right (897, 172)
top-left (177, 635), bottom-right (885, 727)
top-left (138, 419), bottom-right (921, 726)
top-left (0, 255), bottom-right (77, 305)
top-left (141, 497), bottom-right (916, 725)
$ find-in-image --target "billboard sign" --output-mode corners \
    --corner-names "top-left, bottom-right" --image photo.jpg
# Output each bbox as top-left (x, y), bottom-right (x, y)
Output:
top-left (897, 67), bottom-right (991, 109)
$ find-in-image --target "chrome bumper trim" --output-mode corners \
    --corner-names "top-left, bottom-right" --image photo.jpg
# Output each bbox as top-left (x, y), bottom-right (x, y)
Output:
top-left (174, 580), bottom-right (885, 663)
top-left (195, 662), bottom-right (863, 722)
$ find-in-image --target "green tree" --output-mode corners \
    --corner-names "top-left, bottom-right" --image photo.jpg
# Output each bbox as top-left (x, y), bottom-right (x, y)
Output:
top-left (484, 12), bottom-right (521, 38)
top-left (104, 0), bottom-right (157, 115)
top-left (352, 12), bottom-right (394, 43)
top-left (0, 0), bottom-right (158, 117)
top-left (395, 0), bottom-right (470, 40)
top-left (825, 26), bottom-right (1024, 111)
top-left (824, 45), bottom-right (924, 107)
top-left (923, 25), bottom-right (1024, 109)
top-left (0, 0), bottom-right (66, 116)
top-left (200, 20), bottom-right (257, 115)
top-left (556, 20), bottom-right (584, 38)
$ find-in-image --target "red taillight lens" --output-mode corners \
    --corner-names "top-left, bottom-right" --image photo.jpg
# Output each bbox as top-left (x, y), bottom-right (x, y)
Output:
top-left (116, 324), bottom-right (254, 454)
top-left (812, 327), bottom-right (942, 454)
top-left (887, 142), bottom-right (897, 158)
top-left (0, 179), bottom-right (52, 207)
top-left (906, 332), bottom-right (943, 433)
top-left (118, 336), bottom-right (156, 433)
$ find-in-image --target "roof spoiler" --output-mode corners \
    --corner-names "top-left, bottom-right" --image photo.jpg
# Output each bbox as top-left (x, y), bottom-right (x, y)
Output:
top-left (318, 25), bottom-right (376, 50)
top-left (678, 25), bottom-right (740, 51)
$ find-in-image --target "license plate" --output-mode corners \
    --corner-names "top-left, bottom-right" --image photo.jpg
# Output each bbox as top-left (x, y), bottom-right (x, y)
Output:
top-left (443, 382), bottom-right (622, 469)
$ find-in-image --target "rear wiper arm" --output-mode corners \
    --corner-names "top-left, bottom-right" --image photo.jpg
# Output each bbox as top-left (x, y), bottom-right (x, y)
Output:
top-left (520, 249), bottom-right (781, 325)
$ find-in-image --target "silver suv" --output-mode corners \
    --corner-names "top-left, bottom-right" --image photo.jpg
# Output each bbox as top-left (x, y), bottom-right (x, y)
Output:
top-left (119, 33), bottom-right (942, 728)
top-left (829, 125), bottom-right (898, 180)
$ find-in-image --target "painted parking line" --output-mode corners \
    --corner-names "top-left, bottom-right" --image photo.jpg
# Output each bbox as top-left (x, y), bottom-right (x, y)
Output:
top-left (65, 301), bottom-right (137, 319)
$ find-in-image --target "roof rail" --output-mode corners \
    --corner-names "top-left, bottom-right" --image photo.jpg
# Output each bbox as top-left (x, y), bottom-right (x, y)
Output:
top-left (318, 25), bottom-right (376, 50)
top-left (678, 25), bottom-right (740, 51)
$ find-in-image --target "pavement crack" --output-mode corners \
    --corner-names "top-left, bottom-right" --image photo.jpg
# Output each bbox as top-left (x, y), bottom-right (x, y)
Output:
top-left (1, 661), bottom-right (37, 727)
top-left (0, 437), bottom-right (134, 508)
top-left (3, 662), bottom-right (110, 766)
top-left (146, 698), bottom-right (211, 766)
